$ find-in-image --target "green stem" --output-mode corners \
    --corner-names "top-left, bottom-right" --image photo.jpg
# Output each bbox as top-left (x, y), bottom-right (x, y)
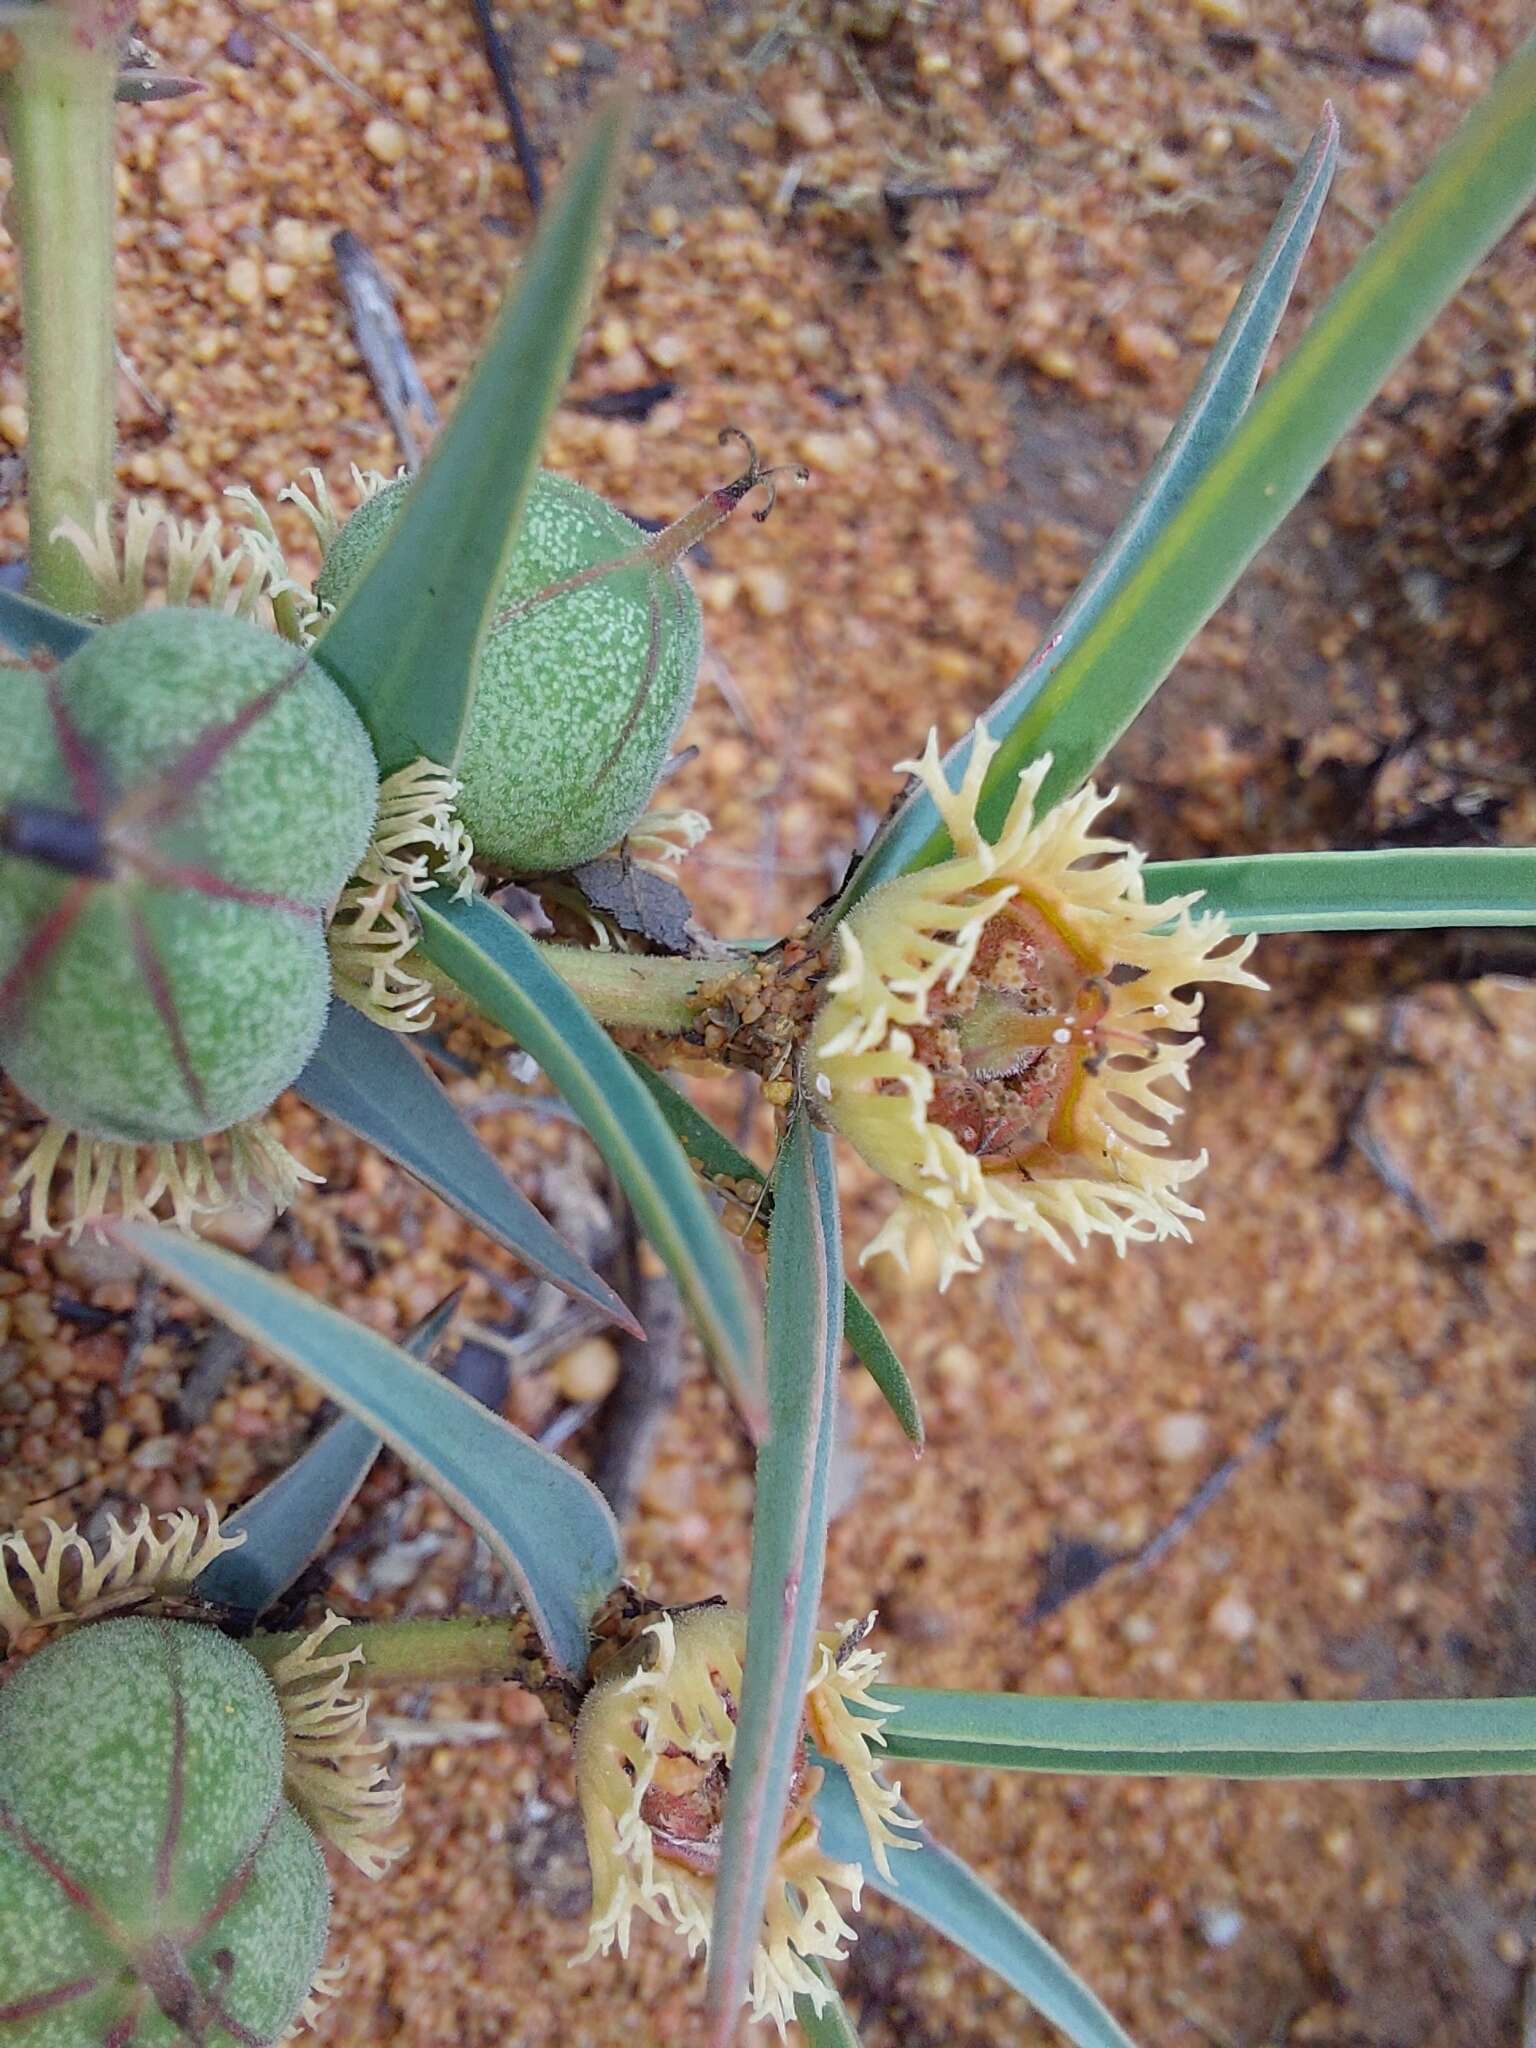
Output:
top-left (535, 940), bottom-right (738, 1031)
top-left (247, 1614), bottom-right (550, 1690)
top-left (1, 8), bottom-right (119, 616)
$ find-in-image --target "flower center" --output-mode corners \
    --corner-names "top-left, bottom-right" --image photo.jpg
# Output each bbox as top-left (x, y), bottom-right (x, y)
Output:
top-left (638, 1729), bottom-right (815, 1878)
top-left (907, 899), bottom-right (1130, 1168)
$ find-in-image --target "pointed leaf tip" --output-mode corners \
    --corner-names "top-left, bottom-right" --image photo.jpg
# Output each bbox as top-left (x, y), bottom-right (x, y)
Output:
top-left (296, 1001), bottom-right (640, 1335)
top-left (197, 1286), bottom-right (464, 1621)
top-left (313, 94), bottom-right (634, 772)
top-left (112, 1224), bottom-right (621, 1675)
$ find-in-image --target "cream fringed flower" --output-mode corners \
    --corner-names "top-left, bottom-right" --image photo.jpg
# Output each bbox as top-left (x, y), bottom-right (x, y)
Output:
top-left (573, 1606), bottom-right (915, 2035)
top-left (0, 1503), bottom-right (243, 1646)
top-left (810, 727), bottom-right (1266, 1288)
top-left (6, 1116), bottom-right (322, 1244)
top-left (623, 805), bottom-right (712, 874)
top-left (265, 1612), bottom-right (406, 1879)
top-left (327, 756), bottom-right (477, 1032)
top-left (51, 499), bottom-right (291, 625)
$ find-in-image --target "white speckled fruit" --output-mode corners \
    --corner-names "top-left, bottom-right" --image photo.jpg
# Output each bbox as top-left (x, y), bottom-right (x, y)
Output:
top-left (0, 1618), bottom-right (330, 2046)
top-left (316, 470), bottom-right (702, 873)
top-left (0, 609), bottom-right (379, 1143)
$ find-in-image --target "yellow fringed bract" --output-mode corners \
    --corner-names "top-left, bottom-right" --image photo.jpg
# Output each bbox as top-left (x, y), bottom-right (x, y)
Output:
top-left (810, 727), bottom-right (1266, 1287)
top-left (573, 1606), bottom-right (914, 2035)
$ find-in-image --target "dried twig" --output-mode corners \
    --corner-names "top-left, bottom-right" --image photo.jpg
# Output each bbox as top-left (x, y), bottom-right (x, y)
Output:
top-left (1025, 1408), bottom-right (1287, 1625)
top-left (590, 1259), bottom-right (685, 1520)
top-left (116, 344), bottom-right (174, 435)
top-left (1329, 997), bottom-right (1491, 1305)
top-left (375, 1715), bottom-right (510, 1748)
top-left (330, 230), bottom-right (438, 469)
top-left (1131, 1411), bottom-right (1285, 1576)
top-left (1205, 23), bottom-right (1416, 77)
top-left (467, 0), bottom-right (544, 213)
top-left (118, 1272), bottom-right (161, 1391)
top-left (225, 1), bottom-right (387, 113)
top-left (169, 1225), bottom-right (286, 1424)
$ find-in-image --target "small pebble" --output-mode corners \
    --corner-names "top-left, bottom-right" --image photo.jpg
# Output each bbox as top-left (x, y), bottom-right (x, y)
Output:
top-left (934, 1341), bottom-right (981, 1392)
top-left (741, 565), bottom-right (791, 618)
top-left (1153, 1412), bottom-right (1209, 1461)
top-left (363, 118), bottom-right (409, 166)
top-left (50, 1237), bottom-right (141, 1289)
top-left (1209, 1591), bottom-right (1257, 1642)
top-left (225, 256), bottom-right (263, 305)
top-left (157, 152), bottom-right (206, 214)
top-left (1362, 2), bottom-right (1432, 63)
top-left (781, 90), bottom-right (835, 149)
top-left (1198, 1906), bottom-right (1245, 1949)
top-left (551, 1336), bottom-right (620, 1405)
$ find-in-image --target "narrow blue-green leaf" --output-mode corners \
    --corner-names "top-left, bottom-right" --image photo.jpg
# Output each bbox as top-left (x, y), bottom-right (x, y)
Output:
top-left (834, 106), bottom-right (1338, 914)
top-left (878, 1687), bottom-right (1536, 1777)
top-left (115, 1224), bottom-right (621, 1675)
top-left (848, 36), bottom-right (1536, 904)
top-left (878, 1740), bottom-right (1536, 1778)
top-left (196, 1288), bottom-right (463, 1621)
top-left (1146, 847), bottom-right (1536, 933)
top-left (816, 1766), bottom-right (1137, 2048)
top-left (295, 999), bottom-right (637, 1333)
top-left (628, 1055), bottom-right (923, 1447)
top-left (311, 99), bottom-right (629, 773)
top-left (416, 890), bottom-right (763, 1428)
top-left (841, 1288), bottom-right (922, 1451)
top-left (0, 584), bottom-right (93, 661)
top-left (706, 1111), bottom-right (843, 2041)
top-left (796, 1962), bottom-right (863, 2047)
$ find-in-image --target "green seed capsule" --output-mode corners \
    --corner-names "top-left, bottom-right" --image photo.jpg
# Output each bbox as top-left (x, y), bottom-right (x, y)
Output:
top-left (0, 1618), bottom-right (330, 2046)
top-left (316, 470), bottom-right (702, 874)
top-left (0, 609), bottom-right (379, 1146)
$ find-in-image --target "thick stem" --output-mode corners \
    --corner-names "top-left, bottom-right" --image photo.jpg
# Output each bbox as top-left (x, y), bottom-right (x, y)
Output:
top-left (2, 9), bottom-right (119, 615)
top-left (245, 1588), bottom-right (669, 1725)
top-left (247, 1614), bottom-right (553, 1690)
top-left (536, 940), bottom-right (737, 1031)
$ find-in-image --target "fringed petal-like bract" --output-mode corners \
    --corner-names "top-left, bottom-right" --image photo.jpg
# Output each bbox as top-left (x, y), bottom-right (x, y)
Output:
top-left (810, 728), bottom-right (1265, 1287)
top-left (574, 1607), bottom-right (913, 2035)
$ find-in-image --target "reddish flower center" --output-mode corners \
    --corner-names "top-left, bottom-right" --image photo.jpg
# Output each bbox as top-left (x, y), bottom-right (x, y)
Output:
top-left (638, 1726), bottom-right (814, 1878)
top-left (903, 900), bottom-right (1121, 1168)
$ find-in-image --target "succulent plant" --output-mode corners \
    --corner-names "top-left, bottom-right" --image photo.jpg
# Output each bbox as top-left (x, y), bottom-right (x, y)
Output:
top-left (317, 467), bottom-right (701, 875)
top-left (0, 1616), bottom-right (329, 2046)
top-left (2, 22), bottom-right (1536, 2048)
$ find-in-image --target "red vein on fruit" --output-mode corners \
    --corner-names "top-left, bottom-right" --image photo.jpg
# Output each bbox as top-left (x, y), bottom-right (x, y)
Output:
top-left (0, 876), bottom-right (94, 1026)
top-left (152, 1622), bottom-right (188, 1903)
top-left (109, 652), bottom-right (312, 836)
top-left (0, 1802), bottom-right (122, 1935)
top-left (590, 581), bottom-right (664, 796)
top-left (0, 1975), bottom-right (103, 2023)
top-left (184, 1800), bottom-right (281, 1945)
top-left (128, 853), bottom-right (320, 921)
top-left (44, 670), bottom-right (109, 814)
top-left (124, 901), bottom-right (210, 1123)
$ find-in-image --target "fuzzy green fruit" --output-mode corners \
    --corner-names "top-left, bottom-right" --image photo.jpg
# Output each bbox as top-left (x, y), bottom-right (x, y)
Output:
top-left (0, 609), bottom-right (379, 1144)
top-left (0, 1618), bottom-right (330, 2047)
top-left (316, 470), bottom-right (702, 873)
